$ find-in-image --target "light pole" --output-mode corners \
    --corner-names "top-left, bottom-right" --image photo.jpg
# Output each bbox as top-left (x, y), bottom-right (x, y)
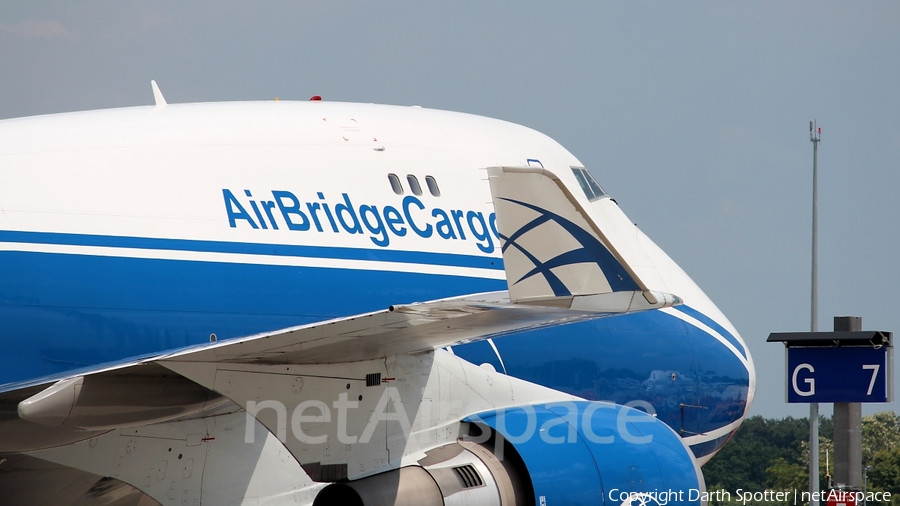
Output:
top-left (809, 120), bottom-right (822, 506)
top-left (810, 120), bottom-right (820, 333)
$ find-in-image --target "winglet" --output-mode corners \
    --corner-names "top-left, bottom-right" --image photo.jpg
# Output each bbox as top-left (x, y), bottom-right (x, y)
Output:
top-left (151, 80), bottom-right (167, 107)
top-left (486, 166), bottom-right (679, 310)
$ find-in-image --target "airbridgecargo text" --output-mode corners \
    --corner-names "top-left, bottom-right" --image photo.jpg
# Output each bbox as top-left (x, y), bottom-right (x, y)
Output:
top-left (223, 189), bottom-right (498, 253)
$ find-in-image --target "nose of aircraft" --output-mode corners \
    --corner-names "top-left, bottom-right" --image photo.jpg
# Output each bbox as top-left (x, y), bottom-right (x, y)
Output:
top-left (667, 304), bottom-right (755, 463)
top-left (452, 301), bottom-right (754, 463)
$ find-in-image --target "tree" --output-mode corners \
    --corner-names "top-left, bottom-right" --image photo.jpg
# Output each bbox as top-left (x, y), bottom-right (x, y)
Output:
top-left (704, 416), bottom-right (812, 491)
top-left (863, 412), bottom-right (900, 465)
top-left (799, 435), bottom-right (833, 489)
top-left (869, 448), bottom-right (900, 495)
top-left (766, 457), bottom-right (807, 494)
top-left (704, 411), bottom-right (900, 506)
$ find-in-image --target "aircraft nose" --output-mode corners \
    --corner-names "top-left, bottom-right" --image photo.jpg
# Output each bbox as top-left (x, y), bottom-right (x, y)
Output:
top-left (668, 306), bottom-right (754, 461)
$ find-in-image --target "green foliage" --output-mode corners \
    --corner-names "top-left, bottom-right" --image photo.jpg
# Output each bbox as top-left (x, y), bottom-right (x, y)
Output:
top-left (869, 447), bottom-right (900, 494)
top-left (766, 457), bottom-right (807, 491)
top-left (703, 415), bottom-right (819, 491)
top-left (863, 412), bottom-right (900, 465)
top-left (799, 435), bottom-right (832, 486)
top-left (705, 411), bottom-right (900, 506)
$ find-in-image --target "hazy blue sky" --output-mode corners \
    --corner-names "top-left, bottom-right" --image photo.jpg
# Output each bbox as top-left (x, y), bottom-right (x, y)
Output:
top-left (1, 2), bottom-right (897, 418)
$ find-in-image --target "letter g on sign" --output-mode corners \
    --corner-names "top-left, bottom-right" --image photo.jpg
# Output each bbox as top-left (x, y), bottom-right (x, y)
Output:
top-left (792, 363), bottom-right (815, 396)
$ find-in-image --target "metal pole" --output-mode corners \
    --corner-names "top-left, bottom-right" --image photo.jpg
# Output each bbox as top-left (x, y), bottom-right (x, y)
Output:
top-left (811, 121), bottom-right (820, 332)
top-left (834, 317), bottom-right (863, 489)
top-left (809, 120), bottom-right (822, 506)
top-left (811, 402), bottom-right (820, 505)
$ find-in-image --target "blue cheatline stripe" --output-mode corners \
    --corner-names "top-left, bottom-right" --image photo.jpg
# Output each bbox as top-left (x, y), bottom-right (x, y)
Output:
top-left (689, 430), bottom-right (733, 459)
top-left (675, 305), bottom-right (746, 359)
top-left (0, 250), bottom-right (508, 386)
top-left (0, 230), bottom-right (503, 271)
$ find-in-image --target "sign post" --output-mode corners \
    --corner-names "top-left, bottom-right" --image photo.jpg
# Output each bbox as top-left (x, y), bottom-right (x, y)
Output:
top-left (769, 318), bottom-right (892, 498)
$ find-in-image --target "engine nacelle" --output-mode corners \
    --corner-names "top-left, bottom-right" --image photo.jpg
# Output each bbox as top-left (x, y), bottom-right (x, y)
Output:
top-left (468, 401), bottom-right (706, 506)
top-left (313, 401), bottom-right (705, 506)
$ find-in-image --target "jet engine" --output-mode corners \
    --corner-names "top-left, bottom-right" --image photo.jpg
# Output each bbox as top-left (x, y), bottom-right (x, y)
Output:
top-left (313, 401), bottom-right (705, 506)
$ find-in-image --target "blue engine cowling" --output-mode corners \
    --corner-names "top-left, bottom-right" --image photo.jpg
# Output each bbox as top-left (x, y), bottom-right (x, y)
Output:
top-left (313, 401), bottom-right (705, 506)
top-left (465, 401), bottom-right (706, 506)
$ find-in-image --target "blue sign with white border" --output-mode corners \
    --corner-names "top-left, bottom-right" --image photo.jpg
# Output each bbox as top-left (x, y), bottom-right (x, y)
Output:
top-left (787, 346), bottom-right (893, 403)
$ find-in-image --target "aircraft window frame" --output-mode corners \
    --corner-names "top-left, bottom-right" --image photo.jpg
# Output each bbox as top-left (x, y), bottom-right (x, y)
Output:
top-left (585, 172), bottom-right (606, 200)
top-left (407, 174), bottom-right (423, 196)
top-left (571, 167), bottom-right (609, 202)
top-left (572, 168), bottom-right (590, 197)
top-left (425, 175), bottom-right (441, 197)
top-left (388, 173), bottom-right (404, 195)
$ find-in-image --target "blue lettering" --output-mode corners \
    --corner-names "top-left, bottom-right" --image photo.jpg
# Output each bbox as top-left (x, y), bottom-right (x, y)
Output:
top-left (360, 205), bottom-right (389, 247)
top-left (467, 211), bottom-right (494, 253)
top-left (223, 189), bottom-right (258, 229)
top-left (306, 202), bottom-right (324, 232)
top-left (261, 201), bottom-right (280, 230)
top-left (224, 188), bottom-right (497, 254)
top-left (383, 206), bottom-right (406, 236)
top-left (403, 196), bottom-right (432, 238)
top-left (317, 192), bottom-right (339, 232)
top-left (272, 190), bottom-right (311, 231)
top-left (450, 210), bottom-right (467, 240)
top-left (335, 193), bottom-right (363, 234)
top-left (248, 200), bottom-right (268, 230)
top-left (432, 208), bottom-right (457, 239)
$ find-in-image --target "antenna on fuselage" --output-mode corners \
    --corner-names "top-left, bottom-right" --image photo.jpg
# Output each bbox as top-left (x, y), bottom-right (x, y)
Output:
top-left (151, 80), bottom-right (167, 107)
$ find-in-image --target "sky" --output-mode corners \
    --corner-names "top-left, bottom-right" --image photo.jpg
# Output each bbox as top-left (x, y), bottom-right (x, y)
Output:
top-left (1, 2), bottom-right (897, 418)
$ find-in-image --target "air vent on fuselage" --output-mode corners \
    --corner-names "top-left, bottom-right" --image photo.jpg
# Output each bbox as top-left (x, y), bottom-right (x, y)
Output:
top-left (365, 373), bottom-right (381, 387)
top-left (453, 465), bottom-right (483, 488)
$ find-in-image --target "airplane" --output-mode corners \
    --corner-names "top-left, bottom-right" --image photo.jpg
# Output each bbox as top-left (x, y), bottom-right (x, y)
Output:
top-left (0, 82), bottom-right (755, 506)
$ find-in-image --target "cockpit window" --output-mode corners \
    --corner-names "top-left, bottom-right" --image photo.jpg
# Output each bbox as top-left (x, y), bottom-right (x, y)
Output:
top-left (571, 167), bottom-right (608, 202)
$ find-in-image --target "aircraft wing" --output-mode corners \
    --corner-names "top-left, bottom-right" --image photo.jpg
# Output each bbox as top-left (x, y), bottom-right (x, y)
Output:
top-left (11, 287), bottom-right (671, 430)
top-left (158, 288), bottom-right (673, 367)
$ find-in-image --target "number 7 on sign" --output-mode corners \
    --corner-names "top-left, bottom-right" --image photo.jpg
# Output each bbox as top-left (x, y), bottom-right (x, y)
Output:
top-left (863, 364), bottom-right (880, 395)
